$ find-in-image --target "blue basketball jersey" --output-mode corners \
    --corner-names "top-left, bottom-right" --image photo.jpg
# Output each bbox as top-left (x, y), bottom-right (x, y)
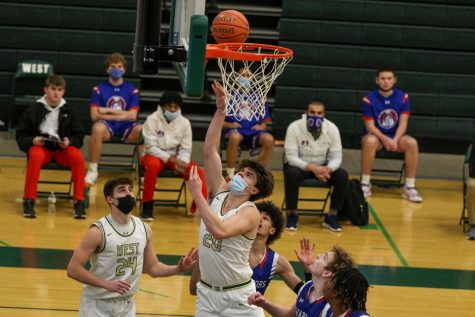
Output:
top-left (252, 247), bottom-right (278, 295)
top-left (321, 302), bottom-right (370, 317)
top-left (224, 93), bottom-right (271, 137)
top-left (361, 88), bottom-right (410, 138)
top-left (90, 80), bottom-right (140, 112)
top-left (295, 281), bottom-right (327, 317)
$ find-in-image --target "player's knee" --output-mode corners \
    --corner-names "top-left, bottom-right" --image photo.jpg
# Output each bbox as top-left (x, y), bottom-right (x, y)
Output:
top-left (228, 133), bottom-right (241, 145)
top-left (362, 135), bottom-right (379, 149)
top-left (91, 123), bottom-right (108, 137)
top-left (260, 133), bottom-right (274, 147)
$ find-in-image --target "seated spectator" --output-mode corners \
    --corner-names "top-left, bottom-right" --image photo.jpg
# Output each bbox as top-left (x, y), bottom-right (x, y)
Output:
top-left (85, 52), bottom-right (142, 185)
top-left (16, 75), bottom-right (86, 219)
top-left (321, 267), bottom-right (371, 317)
top-left (140, 92), bottom-right (207, 220)
top-left (222, 68), bottom-right (274, 178)
top-left (361, 67), bottom-right (422, 202)
top-left (283, 98), bottom-right (348, 232)
top-left (467, 142), bottom-right (475, 240)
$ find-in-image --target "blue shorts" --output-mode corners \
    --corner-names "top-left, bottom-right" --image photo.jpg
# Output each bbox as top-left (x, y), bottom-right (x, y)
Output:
top-left (100, 120), bottom-right (139, 140)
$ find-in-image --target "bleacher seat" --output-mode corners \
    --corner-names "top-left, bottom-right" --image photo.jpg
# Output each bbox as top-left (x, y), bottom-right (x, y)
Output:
top-left (8, 59), bottom-right (54, 133)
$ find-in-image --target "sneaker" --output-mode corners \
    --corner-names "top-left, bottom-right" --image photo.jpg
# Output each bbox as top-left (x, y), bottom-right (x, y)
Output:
top-left (402, 186), bottom-right (423, 203)
top-left (323, 214), bottom-right (342, 232)
top-left (141, 201), bottom-right (154, 222)
top-left (285, 214), bottom-right (299, 231)
top-left (73, 201), bottom-right (87, 219)
top-left (467, 226), bottom-right (475, 240)
top-left (361, 183), bottom-right (372, 198)
top-left (23, 199), bottom-right (36, 218)
top-left (85, 169), bottom-right (98, 185)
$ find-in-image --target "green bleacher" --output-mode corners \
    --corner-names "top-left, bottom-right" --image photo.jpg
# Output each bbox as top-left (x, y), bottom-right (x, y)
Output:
top-left (275, 0), bottom-right (475, 154)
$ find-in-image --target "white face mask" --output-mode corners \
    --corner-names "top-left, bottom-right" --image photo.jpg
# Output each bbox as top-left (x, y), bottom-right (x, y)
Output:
top-left (164, 109), bottom-right (180, 121)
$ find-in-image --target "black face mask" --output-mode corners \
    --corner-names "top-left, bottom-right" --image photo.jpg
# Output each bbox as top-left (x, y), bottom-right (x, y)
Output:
top-left (114, 196), bottom-right (135, 214)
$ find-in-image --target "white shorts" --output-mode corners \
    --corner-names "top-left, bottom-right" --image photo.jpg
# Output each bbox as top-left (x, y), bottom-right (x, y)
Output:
top-left (195, 280), bottom-right (261, 317)
top-left (78, 293), bottom-right (135, 317)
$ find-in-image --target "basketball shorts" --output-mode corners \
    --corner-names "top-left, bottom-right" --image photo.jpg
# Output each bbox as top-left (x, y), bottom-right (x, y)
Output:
top-left (224, 129), bottom-right (264, 156)
top-left (78, 293), bottom-right (135, 317)
top-left (100, 120), bottom-right (139, 140)
top-left (195, 280), bottom-right (261, 317)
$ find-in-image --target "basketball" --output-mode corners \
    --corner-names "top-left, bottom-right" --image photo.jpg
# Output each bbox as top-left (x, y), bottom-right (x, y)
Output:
top-left (211, 10), bottom-right (250, 44)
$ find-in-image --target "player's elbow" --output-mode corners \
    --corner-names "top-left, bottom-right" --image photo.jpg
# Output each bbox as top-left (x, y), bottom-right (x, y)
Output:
top-left (66, 263), bottom-right (78, 280)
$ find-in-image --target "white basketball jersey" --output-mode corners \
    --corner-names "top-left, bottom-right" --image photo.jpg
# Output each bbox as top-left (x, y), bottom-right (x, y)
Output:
top-left (199, 191), bottom-right (256, 286)
top-left (83, 215), bottom-right (147, 299)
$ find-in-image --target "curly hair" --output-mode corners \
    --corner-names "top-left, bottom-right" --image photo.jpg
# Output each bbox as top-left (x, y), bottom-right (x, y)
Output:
top-left (235, 159), bottom-right (274, 201)
top-left (104, 52), bottom-right (127, 70)
top-left (103, 176), bottom-right (134, 199)
top-left (255, 201), bottom-right (284, 245)
top-left (331, 267), bottom-right (370, 312)
top-left (325, 245), bottom-right (356, 273)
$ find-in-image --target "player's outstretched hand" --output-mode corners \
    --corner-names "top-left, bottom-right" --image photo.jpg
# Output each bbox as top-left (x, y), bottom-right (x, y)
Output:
top-left (211, 81), bottom-right (226, 111)
top-left (187, 165), bottom-right (203, 198)
top-left (295, 238), bottom-right (315, 272)
top-left (105, 279), bottom-right (131, 295)
top-left (248, 291), bottom-right (267, 307)
top-left (177, 248), bottom-right (198, 273)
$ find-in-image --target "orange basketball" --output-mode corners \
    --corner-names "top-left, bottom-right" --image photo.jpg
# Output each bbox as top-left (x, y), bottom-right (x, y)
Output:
top-left (211, 10), bottom-right (250, 44)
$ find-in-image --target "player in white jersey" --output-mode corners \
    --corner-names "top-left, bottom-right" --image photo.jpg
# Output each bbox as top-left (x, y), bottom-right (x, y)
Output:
top-left (187, 81), bottom-right (274, 317)
top-left (67, 176), bottom-right (197, 317)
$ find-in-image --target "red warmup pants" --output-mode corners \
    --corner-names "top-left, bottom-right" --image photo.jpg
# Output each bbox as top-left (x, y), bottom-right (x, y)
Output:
top-left (24, 146), bottom-right (86, 201)
top-left (141, 155), bottom-right (208, 211)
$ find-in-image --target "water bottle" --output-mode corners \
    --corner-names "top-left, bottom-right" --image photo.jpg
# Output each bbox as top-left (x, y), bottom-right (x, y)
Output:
top-left (48, 192), bottom-right (56, 214)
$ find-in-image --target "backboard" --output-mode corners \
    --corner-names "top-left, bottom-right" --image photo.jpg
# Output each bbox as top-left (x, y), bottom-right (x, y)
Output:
top-left (169, 0), bottom-right (208, 97)
top-left (133, 0), bottom-right (208, 98)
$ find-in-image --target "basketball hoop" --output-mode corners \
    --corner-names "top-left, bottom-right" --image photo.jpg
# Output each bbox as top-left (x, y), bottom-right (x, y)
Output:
top-left (206, 43), bottom-right (293, 121)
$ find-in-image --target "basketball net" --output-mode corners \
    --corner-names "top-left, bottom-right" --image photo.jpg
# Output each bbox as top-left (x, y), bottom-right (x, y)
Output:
top-left (212, 44), bottom-right (293, 121)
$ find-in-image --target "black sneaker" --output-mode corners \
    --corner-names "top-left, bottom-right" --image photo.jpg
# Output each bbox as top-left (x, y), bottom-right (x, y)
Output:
top-left (323, 214), bottom-right (342, 232)
top-left (23, 199), bottom-right (36, 218)
top-left (285, 213), bottom-right (299, 231)
top-left (141, 201), bottom-right (154, 222)
top-left (73, 201), bottom-right (87, 219)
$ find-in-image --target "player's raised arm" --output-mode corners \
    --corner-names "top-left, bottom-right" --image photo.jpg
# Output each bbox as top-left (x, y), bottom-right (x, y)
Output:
top-left (202, 81), bottom-right (228, 197)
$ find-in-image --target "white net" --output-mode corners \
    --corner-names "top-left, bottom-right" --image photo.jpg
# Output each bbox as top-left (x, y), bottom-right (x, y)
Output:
top-left (215, 44), bottom-right (292, 121)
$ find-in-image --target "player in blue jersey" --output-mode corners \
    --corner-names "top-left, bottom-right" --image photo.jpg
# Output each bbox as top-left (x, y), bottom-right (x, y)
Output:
top-left (85, 53), bottom-right (143, 185)
top-left (360, 67), bottom-right (423, 202)
top-left (189, 201), bottom-right (304, 296)
top-left (321, 267), bottom-right (371, 317)
top-left (248, 242), bottom-right (356, 317)
top-left (222, 68), bottom-right (274, 179)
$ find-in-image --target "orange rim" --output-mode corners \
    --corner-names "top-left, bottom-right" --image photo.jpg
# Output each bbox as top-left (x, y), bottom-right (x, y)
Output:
top-left (206, 43), bottom-right (293, 61)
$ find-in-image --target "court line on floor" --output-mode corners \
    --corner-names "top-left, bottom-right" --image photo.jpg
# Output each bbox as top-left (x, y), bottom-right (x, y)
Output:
top-left (0, 306), bottom-right (192, 316)
top-left (368, 203), bottom-right (409, 267)
top-left (0, 240), bottom-right (10, 246)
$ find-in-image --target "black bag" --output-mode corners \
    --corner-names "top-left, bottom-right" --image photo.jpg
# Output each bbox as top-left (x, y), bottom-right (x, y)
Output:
top-left (338, 179), bottom-right (369, 226)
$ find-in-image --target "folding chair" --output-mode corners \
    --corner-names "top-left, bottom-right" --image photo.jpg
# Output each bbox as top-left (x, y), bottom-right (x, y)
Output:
top-left (135, 146), bottom-right (188, 215)
top-left (370, 150), bottom-right (405, 187)
top-left (8, 60), bottom-right (54, 135)
top-left (459, 144), bottom-right (473, 233)
top-left (37, 161), bottom-right (73, 200)
top-left (281, 177), bottom-right (331, 217)
top-left (99, 136), bottom-right (138, 171)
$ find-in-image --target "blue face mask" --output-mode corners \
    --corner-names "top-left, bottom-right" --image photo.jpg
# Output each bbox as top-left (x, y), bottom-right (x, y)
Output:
top-left (230, 174), bottom-right (249, 196)
top-left (307, 115), bottom-right (324, 129)
top-left (110, 68), bottom-right (124, 80)
top-left (164, 109), bottom-right (180, 121)
top-left (238, 78), bottom-right (251, 88)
